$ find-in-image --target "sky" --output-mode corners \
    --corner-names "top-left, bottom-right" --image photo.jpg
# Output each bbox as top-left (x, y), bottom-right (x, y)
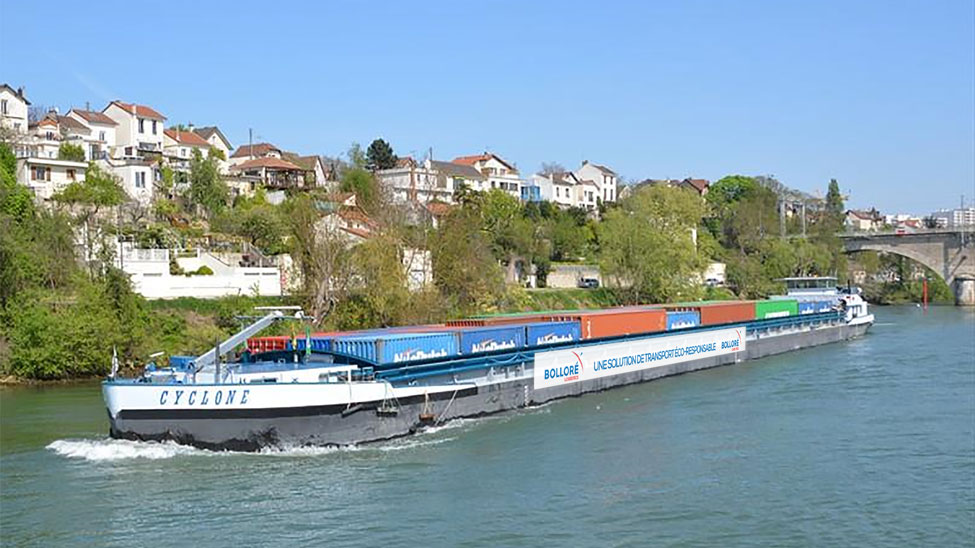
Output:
top-left (1, 0), bottom-right (972, 214)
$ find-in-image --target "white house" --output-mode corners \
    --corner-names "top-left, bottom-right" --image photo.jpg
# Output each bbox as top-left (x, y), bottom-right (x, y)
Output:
top-left (452, 152), bottom-right (523, 198)
top-left (15, 156), bottom-right (87, 201)
top-left (0, 83), bottom-right (29, 137)
top-left (65, 108), bottom-right (118, 161)
top-left (163, 128), bottom-right (211, 172)
top-left (97, 101), bottom-right (168, 204)
top-left (377, 157), bottom-right (486, 204)
top-left (533, 171), bottom-right (584, 208)
top-left (194, 126), bottom-right (233, 173)
top-left (102, 101), bottom-right (166, 157)
top-left (574, 160), bottom-right (618, 204)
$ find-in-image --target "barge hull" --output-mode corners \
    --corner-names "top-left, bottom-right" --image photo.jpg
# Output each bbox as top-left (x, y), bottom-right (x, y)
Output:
top-left (108, 321), bottom-right (870, 451)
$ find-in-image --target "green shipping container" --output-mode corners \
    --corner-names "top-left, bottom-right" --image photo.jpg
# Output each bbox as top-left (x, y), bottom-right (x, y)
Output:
top-left (754, 299), bottom-right (798, 319)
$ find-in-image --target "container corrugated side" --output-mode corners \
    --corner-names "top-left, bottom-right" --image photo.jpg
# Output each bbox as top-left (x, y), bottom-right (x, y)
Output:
top-left (543, 309), bottom-right (667, 339)
top-left (798, 301), bottom-right (817, 315)
top-left (525, 321), bottom-right (581, 347)
top-left (665, 310), bottom-right (701, 330)
top-left (331, 332), bottom-right (459, 365)
top-left (755, 299), bottom-right (798, 319)
top-left (815, 300), bottom-right (835, 313)
top-left (664, 301), bottom-right (756, 326)
top-left (457, 325), bottom-right (526, 354)
top-left (246, 336), bottom-right (292, 353)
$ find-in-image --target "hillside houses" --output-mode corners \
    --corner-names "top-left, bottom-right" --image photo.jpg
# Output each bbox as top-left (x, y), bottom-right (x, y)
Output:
top-left (3, 84), bottom-right (329, 207)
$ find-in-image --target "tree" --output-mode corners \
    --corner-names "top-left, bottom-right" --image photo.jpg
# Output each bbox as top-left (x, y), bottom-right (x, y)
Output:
top-left (58, 143), bottom-right (85, 162)
top-left (188, 148), bottom-right (228, 217)
top-left (707, 175), bottom-right (777, 253)
top-left (539, 162), bottom-right (566, 176)
top-left (597, 185), bottom-right (705, 304)
top-left (346, 142), bottom-right (367, 169)
top-left (285, 194), bottom-right (353, 324)
top-left (238, 206), bottom-right (287, 255)
top-left (54, 163), bottom-right (126, 276)
top-left (825, 178), bottom-right (844, 223)
top-left (366, 138), bottom-right (397, 171)
top-left (431, 207), bottom-right (505, 315)
top-left (339, 168), bottom-right (378, 209)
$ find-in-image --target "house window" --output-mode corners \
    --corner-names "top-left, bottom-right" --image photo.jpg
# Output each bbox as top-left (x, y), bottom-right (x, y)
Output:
top-left (1, 99), bottom-right (6, 114)
top-left (32, 166), bottom-right (50, 181)
top-left (45, 131), bottom-right (54, 140)
top-left (67, 169), bottom-right (76, 181)
top-left (99, 130), bottom-right (105, 141)
top-left (138, 119), bottom-right (144, 133)
top-left (152, 120), bottom-right (157, 135)
top-left (135, 172), bottom-right (146, 189)
top-left (124, 146), bottom-right (133, 156)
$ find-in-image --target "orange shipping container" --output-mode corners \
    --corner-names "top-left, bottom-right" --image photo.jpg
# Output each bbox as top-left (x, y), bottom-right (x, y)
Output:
top-left (542, 309), bottom-right (667, 339)
top-left (664, 301), bottom-right (755, 326)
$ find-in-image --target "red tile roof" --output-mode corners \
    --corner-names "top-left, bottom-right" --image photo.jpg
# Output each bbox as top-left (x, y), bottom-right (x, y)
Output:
top-left (109, 101), bottom-right (166, 120)
top-left (452, 152), bottom-right (517, 173)
top-left (231, 157), bottom-right (304, 171)
top-left (164, 129), bottom-right (210, 147)
top-left (70, 109), bottom-right (118, 126)
top-left (231, 142), bottom-right (281, 159)
top-left (682, 178), bottom-right (710, 193)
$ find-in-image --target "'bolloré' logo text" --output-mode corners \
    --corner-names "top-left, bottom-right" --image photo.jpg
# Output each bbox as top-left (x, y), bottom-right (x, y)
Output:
top-left (543, 351), bottom-right (584, 383)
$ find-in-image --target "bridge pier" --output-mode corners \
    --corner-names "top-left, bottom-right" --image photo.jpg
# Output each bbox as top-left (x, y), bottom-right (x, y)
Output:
top-left (954, 277), bottom-right (975, 306)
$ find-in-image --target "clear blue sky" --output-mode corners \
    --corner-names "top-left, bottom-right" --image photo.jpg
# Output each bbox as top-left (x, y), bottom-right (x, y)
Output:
top-left (1, 0), bottom-right (972, 213)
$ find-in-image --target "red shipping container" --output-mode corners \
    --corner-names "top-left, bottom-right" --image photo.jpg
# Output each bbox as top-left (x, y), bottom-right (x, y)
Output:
top-left (542, 309), bottom-right (667, 339)
top-left (663, 301), bottom-right (755, 326)
top-left (246, 335), bottom-right (292, 353)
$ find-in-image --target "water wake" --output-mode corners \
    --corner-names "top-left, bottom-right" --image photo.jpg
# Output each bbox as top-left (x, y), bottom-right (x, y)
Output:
top-left (47, 438), bottom-right (202, 462)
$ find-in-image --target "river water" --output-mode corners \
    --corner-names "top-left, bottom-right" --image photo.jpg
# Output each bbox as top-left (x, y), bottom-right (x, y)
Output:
top-left (1, 306), bottom-right (973, 547)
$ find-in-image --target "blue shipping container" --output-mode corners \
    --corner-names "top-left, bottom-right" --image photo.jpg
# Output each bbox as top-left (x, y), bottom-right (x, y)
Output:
top-left (331, 333), bottom-right (459, 365)
top-left (798, 302), bottom-right (816, 315)
top-left (815, 300), bottom-right (835, 313)
top-left (168, 355), bottom-right (195, 369)
top-left (666, 310), bottom-right (700, 330)
top-left (525, 321), bottom-right (580, 347)
top-left (458, 325), bottom-right (525, 354)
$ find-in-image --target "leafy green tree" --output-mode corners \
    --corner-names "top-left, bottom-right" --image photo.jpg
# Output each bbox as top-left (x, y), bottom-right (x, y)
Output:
top-left (188, 148), bottom-right (228, 217)
top-left (239, 205), bottom-right (287, 254)
top-left (54, 162), bottom-right (126, 276)
top-left (597, 185), bottom-right (705, 303)
top-left (58, 142), bottom-right (85, 162)
top-left (825, 178), bottom-right (844, 223)
top-left (346, 142), bottom-right (367, 169)
top-left (339, 168), bottom-right (379, 209)
top-left (366, 138), bottom-right (398, 171)
top-left (431, 206), bottom-right (505, 315)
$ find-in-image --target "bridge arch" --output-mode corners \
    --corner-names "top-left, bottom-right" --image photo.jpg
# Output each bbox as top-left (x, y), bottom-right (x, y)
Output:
top-left (840, 230), bottom-right (975, 305)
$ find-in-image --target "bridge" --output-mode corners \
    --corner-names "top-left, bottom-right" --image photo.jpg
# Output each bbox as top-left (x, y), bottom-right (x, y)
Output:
top-left (841, 229), bottom-right (975, 305)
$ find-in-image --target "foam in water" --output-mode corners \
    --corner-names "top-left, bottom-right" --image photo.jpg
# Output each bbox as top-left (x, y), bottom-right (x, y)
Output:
top-left (47, 439), bottom-right (203, 462)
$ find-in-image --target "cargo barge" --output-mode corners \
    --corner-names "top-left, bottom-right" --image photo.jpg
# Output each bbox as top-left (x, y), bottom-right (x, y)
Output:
top-left (103, 277), bottom-right (874, 450)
